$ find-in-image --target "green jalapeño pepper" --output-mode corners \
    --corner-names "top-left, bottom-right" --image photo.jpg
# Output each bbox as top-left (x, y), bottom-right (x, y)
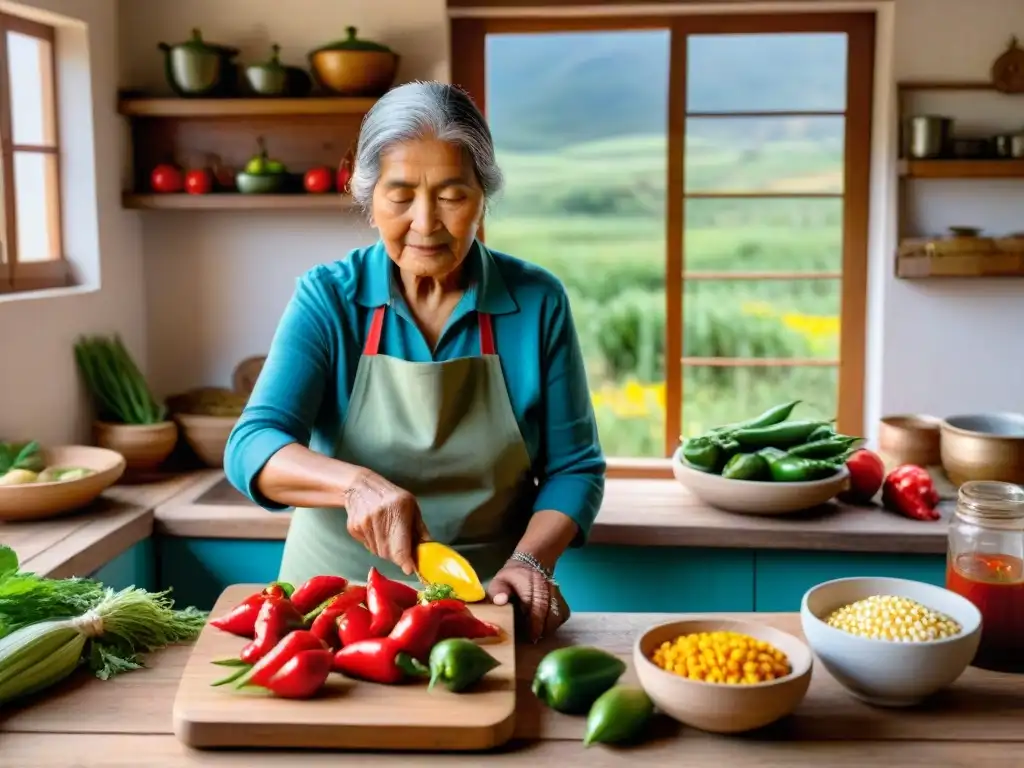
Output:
top-left (731, 420), bottom-right (833, 450)
top-left (721, 452), bottom-right (769, 481)
top-left (711, 400), bottom-right (802, 434)
top-left (680, 436), bottom-right (720, 473)
top-left (807, 424), bottom-right (837, 443)
top-left (532, 646), bottom-right (626, 715)
top-left (787, 435), bottom-right (863, 459)
top-left (765, 453), bottom-right (844, 483)
top-left (428, 638), bottom-right (501, 693)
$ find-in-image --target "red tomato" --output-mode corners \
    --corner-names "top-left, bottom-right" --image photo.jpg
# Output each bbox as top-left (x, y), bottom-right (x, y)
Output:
top-left (838, 448), bottom-right (886, 505)
top-left (304, 167), bottom-right (333, 194)
top-left (184, 169), bottom-right (213, 195)
top-left (150, 164), bottom-right (183, 193)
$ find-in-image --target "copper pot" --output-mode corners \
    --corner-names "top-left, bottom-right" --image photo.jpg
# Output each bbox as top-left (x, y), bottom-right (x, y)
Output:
top-left (940, 413), bottom-right (1024, 486)
top-left (309, 27), bottom-right (399, 97)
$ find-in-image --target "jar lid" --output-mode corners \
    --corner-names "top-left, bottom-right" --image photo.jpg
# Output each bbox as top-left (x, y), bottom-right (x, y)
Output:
top-left (958, 480), bottom-right (1024, 521)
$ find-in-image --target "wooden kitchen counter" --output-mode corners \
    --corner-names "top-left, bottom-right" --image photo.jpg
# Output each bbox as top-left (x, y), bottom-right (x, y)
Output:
top-left (0, 473), bottom-right (196, 578)
top-left (4, 613), bottom-right (1021, 766)
top-left (154, 470), bottom-right (951, 554)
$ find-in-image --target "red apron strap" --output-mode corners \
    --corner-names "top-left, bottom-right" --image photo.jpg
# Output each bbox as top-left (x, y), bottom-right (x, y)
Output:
top-left (478, 312), bottom-right (496, 355)
top-left (363, 305), bottom-right (387, 356)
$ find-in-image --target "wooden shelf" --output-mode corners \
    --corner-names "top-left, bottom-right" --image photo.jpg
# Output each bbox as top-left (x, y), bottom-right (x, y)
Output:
top-left (900, 159), bottom-right (1024, 179)
top-left (897, 80), bottom-right (995, 93)
top-left (117, 97), bottom-right (377, 118)
top-left (896, 253), bottom-right (1024, 279)
top-left (122, 193), bottom-right (358, 211)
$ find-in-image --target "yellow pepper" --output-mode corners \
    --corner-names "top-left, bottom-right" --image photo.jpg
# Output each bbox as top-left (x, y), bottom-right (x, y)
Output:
top-left (415, 542), bottom-right (485, 603)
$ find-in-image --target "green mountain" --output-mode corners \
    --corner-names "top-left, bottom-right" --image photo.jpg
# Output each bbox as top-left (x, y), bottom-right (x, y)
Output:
top-left (484, 30), bottom-right (848, 152)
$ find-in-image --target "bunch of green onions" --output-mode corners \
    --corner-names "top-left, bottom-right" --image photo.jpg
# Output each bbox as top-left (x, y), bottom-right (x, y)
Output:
top-left (73, 334), bottom-right (166, 425)
top-left (0, 586), bottom-right (205, 706)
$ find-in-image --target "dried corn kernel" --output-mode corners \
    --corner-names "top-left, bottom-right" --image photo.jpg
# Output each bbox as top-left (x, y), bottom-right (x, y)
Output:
top-left (650, 631), bottom-right (790, 685)
top-left (824, 594), bottom-right (961, 642)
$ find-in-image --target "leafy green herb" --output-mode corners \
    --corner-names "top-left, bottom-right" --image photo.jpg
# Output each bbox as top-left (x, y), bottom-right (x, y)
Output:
top-left (0, 441), bottom-right (44, 475)
top-left (73, 335), bottom-right (167, 425)
top-left (0, 545), bottom-right (206, 682)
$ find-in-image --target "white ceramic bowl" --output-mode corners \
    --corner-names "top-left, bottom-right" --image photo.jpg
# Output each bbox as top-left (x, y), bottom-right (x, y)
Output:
top-left (634, 617), bottom-right (813, 734)
top-left (672, 447), bottom-right (850, 515)
top-left (800, 576), bottom-right (982, 708)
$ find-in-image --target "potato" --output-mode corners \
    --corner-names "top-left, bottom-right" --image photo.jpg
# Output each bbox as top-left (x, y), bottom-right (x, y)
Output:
top-left (0, 469), bottom-right (39, 486)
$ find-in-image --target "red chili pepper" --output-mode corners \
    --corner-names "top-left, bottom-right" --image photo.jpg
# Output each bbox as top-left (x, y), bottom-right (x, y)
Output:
top-left (367, 567), bottom-right (419, 610)
top-left (367, 569), bottom-right (407, 636)
top-left (303, 585), bottom-right (368, 623)
top-left (882, 464), bottom-right (941, 521)
top-left (289, 575), bottom-right (349, 615)
top-left (208, 583), bottom-right (292, 638)
top-left (332, 637), bottom-right (429, 684)
top-left (237, 630), bottom-right (328, 687)
top-left (338, 604), bottom-right (374, 646)
top-left (239, 597), bottom-right (305, 664)
top-left (387, 603), bottom-right (456, 662)
top-left (435, 602), bottom-right (501, 641)
top-left (258, 649), bottom-right (334, 699)
top-left (310, 607), bottom-right (345, 650)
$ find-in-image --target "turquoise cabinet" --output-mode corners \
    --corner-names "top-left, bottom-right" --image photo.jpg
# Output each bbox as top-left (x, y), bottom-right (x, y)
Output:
top-left (753, 551), bottom-right (947, 612)
top-left (89, 539), bottom-right (156, 592)
top-left (157, 538), bottom-right (756, 614)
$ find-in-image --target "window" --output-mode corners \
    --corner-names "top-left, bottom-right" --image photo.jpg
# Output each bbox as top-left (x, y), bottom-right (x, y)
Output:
top-left (0, 13), bottom-right (67, 294)
top-left (451, 12), bottom-right (873, 477)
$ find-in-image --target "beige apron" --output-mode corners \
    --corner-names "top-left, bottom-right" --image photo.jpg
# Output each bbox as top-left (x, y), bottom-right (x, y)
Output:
top-left (278, 302), bottom-right (534, 586)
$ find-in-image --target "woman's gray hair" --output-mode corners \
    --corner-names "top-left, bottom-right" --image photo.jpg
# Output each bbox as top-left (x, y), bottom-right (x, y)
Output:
top-left (349, 81), bottom-right (503, 212)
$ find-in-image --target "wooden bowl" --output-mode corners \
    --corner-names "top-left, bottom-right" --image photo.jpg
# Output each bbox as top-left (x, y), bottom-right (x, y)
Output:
top-left (672, 447), bottom-right (849, 515)
top-left (940, 412), bottom-right (1024, 485)
top-left (93, 420), bottom-right (178, 472)
top-left (634, 617), bottom-right (813, 734)
top-left (878, 414), bottom-right (942, 466)
top-left (0, 445), bottom-right (126, 521)
top-left (309, 49), bottom-right (398, 96)
top-left (175, 413), bottom-right (238, 468)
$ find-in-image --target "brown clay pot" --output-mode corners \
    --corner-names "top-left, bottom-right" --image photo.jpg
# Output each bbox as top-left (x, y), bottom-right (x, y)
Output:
top-left (93, 420), bottom-right (179, 473)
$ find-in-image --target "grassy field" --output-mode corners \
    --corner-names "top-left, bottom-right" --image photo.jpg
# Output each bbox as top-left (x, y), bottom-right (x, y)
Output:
top-left (484, 132), bottom-right (844, 457)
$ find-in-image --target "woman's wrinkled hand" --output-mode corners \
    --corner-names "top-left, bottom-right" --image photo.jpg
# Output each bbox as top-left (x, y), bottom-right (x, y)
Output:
top-left (487, 560), bottom-right (570, 642)
top-left (343, 471), bottom-right (430, 575)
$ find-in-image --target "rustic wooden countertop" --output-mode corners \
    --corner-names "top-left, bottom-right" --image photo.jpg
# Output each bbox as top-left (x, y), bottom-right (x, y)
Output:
top-left (0, 473), bottom-right (197, 577)
top-left (3, 612), bottom-right (1021, 766)
top-left (153, 470), bottom-right (952, 554)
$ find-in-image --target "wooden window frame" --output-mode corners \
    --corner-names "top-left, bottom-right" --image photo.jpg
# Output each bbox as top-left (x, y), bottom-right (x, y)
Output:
top-left (0, 13), bottom-right (69, 295)
top-left (451, 11), bottom-right (874, 479)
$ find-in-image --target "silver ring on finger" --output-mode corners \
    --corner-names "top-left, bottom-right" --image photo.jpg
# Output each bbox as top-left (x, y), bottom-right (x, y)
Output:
top-left (549, 596), bottom-right (560, 617)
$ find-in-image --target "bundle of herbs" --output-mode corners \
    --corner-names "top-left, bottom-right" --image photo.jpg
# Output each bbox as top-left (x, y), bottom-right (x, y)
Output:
top-left (0, 545), bottom-right (206, 706)
top-left (73, 334), bottom-right (167, 425)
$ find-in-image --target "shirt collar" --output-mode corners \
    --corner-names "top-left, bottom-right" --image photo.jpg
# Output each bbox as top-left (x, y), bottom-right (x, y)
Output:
top-left (354, 239), bottom-right (518, 316)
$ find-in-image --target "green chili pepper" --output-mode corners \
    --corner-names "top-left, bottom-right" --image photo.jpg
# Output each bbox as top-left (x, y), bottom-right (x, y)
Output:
top-left (583, 685), bottom-right (655, 747)
top-left (807, 424), bottom-right (837, 442)
top-left (711, 400), bottom-right (802, 434)
top-left (764, 453), bottom-right (844, 483)
top-left (731, 420), bottom-right (832, 450)
top-left (428, 638), bottom-right (501, 693)
top-left (722, 452), bottom-right (770, 481)
top-left (680, 437), bottom-right (720, 473)
top-left (532, 646), bottom-right (626, 715)
top-left (787, 436), bottom-right (863, 459)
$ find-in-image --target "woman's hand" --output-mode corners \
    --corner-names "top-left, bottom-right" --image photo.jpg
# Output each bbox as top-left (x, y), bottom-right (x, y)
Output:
top-left (343, 471), bottom-right (430, 576)
top-left (487, 559), bottom-right (570, 642)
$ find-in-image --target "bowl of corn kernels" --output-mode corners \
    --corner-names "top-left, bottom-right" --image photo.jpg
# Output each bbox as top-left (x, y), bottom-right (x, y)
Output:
top-left (633, 618), bottom-right (813, 734)
top-left (801, 576), bottom-right (982, 708)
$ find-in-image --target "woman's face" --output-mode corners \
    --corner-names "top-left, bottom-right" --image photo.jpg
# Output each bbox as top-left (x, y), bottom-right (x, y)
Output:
top-left (371, 137), bottom-right (486, 280)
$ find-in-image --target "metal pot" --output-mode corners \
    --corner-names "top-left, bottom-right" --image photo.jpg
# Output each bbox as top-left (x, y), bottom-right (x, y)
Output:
top-left (906, 115), bottom-right (953, 159)
top-left (245, 43), bottom-right (288, 96)
top-left (158, 28), bottom-right (239, 97)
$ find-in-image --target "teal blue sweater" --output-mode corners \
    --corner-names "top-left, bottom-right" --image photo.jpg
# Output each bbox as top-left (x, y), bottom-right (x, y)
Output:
top-left (223, 240), bottom-right (606, 543)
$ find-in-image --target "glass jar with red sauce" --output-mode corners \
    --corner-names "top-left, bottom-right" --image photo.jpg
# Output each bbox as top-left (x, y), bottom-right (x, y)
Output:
top-left (945, 480), bottom-right (1024, 672)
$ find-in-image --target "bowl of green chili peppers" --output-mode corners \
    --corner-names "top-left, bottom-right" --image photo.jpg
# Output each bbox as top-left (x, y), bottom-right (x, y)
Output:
top-left (672, 400), bottom-right (858, 515)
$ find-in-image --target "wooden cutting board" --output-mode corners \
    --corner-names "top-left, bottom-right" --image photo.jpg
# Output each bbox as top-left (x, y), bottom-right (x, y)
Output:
top-left (172, 584), bottom-right (517, 751)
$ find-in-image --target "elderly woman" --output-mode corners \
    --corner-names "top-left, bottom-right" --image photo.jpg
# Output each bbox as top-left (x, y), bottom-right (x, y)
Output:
top-left (224, 81), bottom-right (605, 641)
